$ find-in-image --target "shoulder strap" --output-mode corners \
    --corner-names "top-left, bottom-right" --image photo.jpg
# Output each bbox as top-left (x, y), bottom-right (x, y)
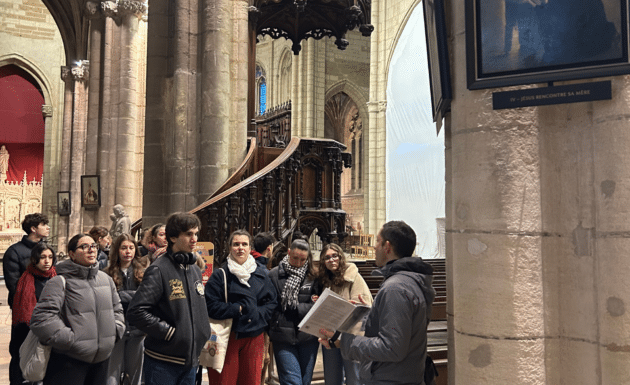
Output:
top-left (220, 268), bottom-right (228, 303)
top-left (59, 275), bottom-right (66, 290)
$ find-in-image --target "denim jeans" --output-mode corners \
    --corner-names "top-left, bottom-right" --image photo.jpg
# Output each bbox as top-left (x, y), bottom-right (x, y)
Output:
top-left (143, 354), bottom-right (197, 385)
top-left (273, 339), bottom-right (320, 385)
top-left (322, 347), bottom-right (362, 385)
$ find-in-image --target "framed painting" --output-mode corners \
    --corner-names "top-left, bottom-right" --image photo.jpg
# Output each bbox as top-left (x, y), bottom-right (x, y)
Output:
top-left (81, 175), bottom-right (101, 210)
top-left (466, 0), bottom-right (630, 89)
top-left (57, 191), bottom-right (70, 216)
top-left (423, 0), bottom-right (452, 122)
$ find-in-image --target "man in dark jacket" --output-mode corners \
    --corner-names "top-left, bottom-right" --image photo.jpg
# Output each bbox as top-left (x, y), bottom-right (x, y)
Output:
top-left (252, 231), bottom-right (275, 267)
top-left (127, 212), bottom-right (211, 385)
top-left (3, 212), bottom-right (49, 308)
top-left (320, 220), bottom-right (436, 385)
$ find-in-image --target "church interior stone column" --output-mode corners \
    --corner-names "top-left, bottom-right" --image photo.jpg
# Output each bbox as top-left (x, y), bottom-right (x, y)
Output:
top-left (200, 0), bottom-right (231, 198)
top-left (447, 0), bottom-right (630, 382)
top-left (58, 67), bottom-right (74, 252)
top-left (68, 61), bottom-right (89, 237)
top-left (144, 0), bottom-right (249, 224)
top-left (365, 0), bottom-right (386, 235)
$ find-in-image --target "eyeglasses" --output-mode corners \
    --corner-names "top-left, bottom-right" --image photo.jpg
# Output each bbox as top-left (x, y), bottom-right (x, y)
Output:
top-left (77, 243), bottom-right (99, 252)
top-left (324, 254), bottom-right (340, 262)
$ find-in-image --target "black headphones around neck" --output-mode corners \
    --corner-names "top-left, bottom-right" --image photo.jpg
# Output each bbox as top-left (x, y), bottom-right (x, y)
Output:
top-left (172, 251), bottom-right (196, 265)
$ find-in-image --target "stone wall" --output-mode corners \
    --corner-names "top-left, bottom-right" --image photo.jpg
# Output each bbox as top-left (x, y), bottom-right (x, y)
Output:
top-left (0, 0), bottom-right (65, 250)
top-left (446, 0), bottom-right (630, 382)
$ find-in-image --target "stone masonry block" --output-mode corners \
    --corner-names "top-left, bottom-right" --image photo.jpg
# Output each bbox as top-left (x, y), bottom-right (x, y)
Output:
top-left (596, 238), bottom-right (630, 347)
top-left (452, 233), bottom-right (545, 338)
top-left (455, 333), bottom-right (545, 384)
top-left (452, 128), bottom-right (541, 233)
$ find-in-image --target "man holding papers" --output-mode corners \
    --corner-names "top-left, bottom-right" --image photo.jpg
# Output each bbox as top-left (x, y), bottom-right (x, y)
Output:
top-left (319, 221), bottom-right (436, 385)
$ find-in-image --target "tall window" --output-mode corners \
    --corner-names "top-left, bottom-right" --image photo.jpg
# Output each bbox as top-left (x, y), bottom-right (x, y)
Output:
top-left (256, 64), bottom-right (267, 115)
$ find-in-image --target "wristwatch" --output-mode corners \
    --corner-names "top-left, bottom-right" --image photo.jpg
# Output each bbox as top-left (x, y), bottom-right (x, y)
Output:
top-left (328, 331), bottom-right (341, 349)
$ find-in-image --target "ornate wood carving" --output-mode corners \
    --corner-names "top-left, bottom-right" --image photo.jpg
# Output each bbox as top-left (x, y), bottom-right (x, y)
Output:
top-left (191, 136), bottom-right (350, 262)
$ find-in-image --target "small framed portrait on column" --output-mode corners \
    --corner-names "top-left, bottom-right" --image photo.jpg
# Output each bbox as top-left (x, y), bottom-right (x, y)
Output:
top-left (57, 191), bottom-right (71, 216)
top-left (81, 175), bottom-right (101, 210)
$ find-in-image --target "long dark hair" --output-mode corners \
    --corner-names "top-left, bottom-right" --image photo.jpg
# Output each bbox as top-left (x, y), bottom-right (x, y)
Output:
top-left (317, 243), bottom-right (348, 288)
top-left (30, 242), bottom-right (57, 267)
top-left (289, 238), bottom-right (317, 278)
top-left (104, 234), bottom-right (149, 290)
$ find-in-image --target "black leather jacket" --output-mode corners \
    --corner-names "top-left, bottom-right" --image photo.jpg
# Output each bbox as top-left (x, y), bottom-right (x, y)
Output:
top-left (127, 249), bottom-right (210, 367)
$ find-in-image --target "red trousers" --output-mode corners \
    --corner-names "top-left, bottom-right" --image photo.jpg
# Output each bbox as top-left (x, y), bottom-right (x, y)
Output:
top-left (207, 331), bottom-right (265, 385)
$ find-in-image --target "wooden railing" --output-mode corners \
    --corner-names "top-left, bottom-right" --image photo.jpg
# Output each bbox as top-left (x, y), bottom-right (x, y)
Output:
top-left (190, 136), bottom-right (351, 264)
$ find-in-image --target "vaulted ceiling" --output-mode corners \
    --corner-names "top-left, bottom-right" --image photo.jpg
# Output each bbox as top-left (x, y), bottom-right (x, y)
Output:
top-left (40, 0), bottom-right (90, 64)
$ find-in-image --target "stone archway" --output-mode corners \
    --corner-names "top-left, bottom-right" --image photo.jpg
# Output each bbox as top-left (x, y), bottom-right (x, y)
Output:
top-left (324, 91), bottom-right (365, 233)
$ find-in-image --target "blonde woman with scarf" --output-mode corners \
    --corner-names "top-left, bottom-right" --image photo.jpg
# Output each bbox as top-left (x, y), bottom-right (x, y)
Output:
top-left (205, 229), bottom-right (278, 384)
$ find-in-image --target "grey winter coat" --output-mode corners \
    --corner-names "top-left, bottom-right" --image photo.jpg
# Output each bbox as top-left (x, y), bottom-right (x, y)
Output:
top-left (30, 259), bottom-right (125, 364)
top-left (340, 257), bottom-right (435, 385)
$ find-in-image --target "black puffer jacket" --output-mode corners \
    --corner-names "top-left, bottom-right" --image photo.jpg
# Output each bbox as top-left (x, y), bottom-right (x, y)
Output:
top-left (127, 249), bottom-right (210, 368)
top-left (268, 263), bottom-right (322, 345)
top-left (3, 235), bottom-right (38, 308)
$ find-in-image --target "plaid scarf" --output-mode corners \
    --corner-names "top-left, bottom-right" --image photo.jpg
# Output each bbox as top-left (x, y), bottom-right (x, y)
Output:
top-left (13, 264), bottom-right (56, 325)
top-left (280, 255), bottom-right (308, 310)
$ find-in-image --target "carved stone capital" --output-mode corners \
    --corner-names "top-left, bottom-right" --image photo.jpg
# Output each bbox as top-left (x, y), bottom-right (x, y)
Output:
top-left (85, 1), bottom-right (101, 18)
top-left (42, 105), bottom-right (53, 118)
top-left (71, 61), bottom-right (90, 82)
top-left (61, 66), bottom-right (72, 81)
top-left (119, 0), bottom-right (147, 18)
top-left (101, 1), bottom-right (118, 18)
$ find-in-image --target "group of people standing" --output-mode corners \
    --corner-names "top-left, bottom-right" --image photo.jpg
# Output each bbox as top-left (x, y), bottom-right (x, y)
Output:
top-left (5, 211), bottom-right (435, 385)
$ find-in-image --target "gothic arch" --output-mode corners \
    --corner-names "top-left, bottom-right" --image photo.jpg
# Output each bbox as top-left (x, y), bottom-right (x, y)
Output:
top-left (0, 54), bottom-right (54, 107)
top-left (386, 0), bottom-right (423, 87)
top-left (278, 48), bottom-right (293, 104)
top-left (325, 80), bottom-right (368, 132)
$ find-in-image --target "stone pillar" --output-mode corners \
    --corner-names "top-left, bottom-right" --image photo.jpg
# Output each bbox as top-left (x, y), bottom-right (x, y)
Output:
top-left (84, 2), bottom-right (104, 231)
top-left (365, 0), bottom-right (386, 235)
top-left (41, 104), bottom-right (55, 238)
top-left (144, 0), bottom-right (249, 224)
top-left (306, 39), bottom-right (315, 138)
top-left (69, 61), bottom-right (90, 237)
top-left (228, 0), bottom-right (249, 175)
top-left (57, 67), bottom-right (74, 252)
top-left (447, 0), bottom-right (630, 383)
top-left (116, 0), bottom-right (146, 220)
top-left (200, 0), bottom-right (231, 198)
top-left (291, 50), bottom-right (299, 137)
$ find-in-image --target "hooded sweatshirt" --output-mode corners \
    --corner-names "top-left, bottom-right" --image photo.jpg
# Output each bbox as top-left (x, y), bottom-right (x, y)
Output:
top-left (340, 257), bottom-right (435, 385)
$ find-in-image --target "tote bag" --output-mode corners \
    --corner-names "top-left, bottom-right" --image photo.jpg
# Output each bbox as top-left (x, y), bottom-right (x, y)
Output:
top-left (199, 268), bottom-right (232, 373)
top-left (20, 275), bottom-right (66, 381)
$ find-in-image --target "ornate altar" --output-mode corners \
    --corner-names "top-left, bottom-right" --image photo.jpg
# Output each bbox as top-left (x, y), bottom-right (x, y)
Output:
top-left (0, 148), bottom-right (43, 254)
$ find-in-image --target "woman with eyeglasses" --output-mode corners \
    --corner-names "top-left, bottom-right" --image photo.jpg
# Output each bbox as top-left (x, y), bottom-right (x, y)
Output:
top-left (30, 233), bottom-right (125, 385)
top-left (316, 243), bottom-right (373, 385)
top-left (104, 234), bottom-right (150, 385)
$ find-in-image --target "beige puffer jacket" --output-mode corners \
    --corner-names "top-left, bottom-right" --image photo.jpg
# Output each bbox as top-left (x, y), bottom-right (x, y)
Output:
top-left (329, 262), bottom-right (373, 306)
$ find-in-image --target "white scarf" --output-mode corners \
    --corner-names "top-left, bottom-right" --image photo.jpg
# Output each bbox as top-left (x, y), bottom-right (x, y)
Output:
top-left (227, 254), bottom-right (257, 287)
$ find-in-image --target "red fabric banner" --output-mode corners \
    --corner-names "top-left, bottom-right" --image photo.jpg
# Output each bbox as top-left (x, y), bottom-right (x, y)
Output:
top-left (0, 65), bottom-right (45, 182)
